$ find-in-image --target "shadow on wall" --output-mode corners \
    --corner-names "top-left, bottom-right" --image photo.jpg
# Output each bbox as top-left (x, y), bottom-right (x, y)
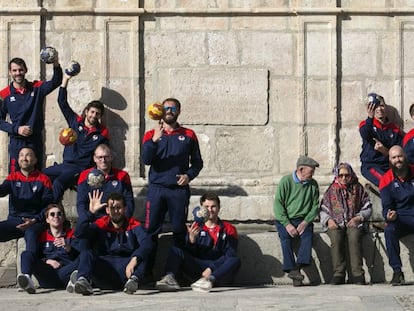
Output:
top-left (386, 105), bottom-right (404, 129)
top-left (234, 235), bottom-right (284, 286)
top-left (99, 87), bottom-right (129, 169)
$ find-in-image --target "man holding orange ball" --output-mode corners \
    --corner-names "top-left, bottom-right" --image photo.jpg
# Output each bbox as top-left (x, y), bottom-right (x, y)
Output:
top-left (43, 72), bottom-right (109, 202)
top-left (142, 98), bottom-right (203, 263)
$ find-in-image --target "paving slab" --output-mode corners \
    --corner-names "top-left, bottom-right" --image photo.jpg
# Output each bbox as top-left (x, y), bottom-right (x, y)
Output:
top-left (1, 284), bottom-right (414, 311)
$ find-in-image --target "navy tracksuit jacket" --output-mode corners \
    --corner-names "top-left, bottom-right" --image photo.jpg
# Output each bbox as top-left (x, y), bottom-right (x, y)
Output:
top-left (0, 65), bottom-right (62, 172)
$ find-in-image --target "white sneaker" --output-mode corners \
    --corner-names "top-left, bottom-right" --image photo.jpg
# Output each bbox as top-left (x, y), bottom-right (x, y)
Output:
top-left (191, 277), bottom-right (212, 292)
top-left (66, 270), bottom-right (78, 293)
top-left (155, 274), bottom-right (181, 291)
top-left (17, 274), bottom-right (36, 294)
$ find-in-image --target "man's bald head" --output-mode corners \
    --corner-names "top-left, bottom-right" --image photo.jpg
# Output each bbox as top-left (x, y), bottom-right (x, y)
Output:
top-left (389, 145), bottom-right (409, 178)
top-left (389, 145), bottom-right (405, 161)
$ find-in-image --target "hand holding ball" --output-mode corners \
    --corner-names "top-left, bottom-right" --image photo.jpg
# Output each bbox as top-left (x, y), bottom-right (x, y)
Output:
top-left (192, 206), bottom-right (210, 226)
top-left (65, 61), bottom-right (81, 76)
top-left (40, 46), bottom-right (58, 64)
top-left (59, 128), bottom-right (77, 146)
top-left (147, 102), bottom-right (165, 120)
top-left (87, 169), bottom-right (105, 188)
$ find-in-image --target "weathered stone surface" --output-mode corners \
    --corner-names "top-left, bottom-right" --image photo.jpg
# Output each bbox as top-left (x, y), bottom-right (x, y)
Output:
top-left (165, 68), bottom-right (268, 125)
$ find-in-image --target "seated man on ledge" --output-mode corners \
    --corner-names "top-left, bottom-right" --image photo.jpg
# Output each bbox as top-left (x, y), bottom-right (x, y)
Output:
top-left (72, 192), bottom-right (154, 295)
top-left (156, 192), bottom-right (241, 292)
top-left (379, 145), bottom-right (414, 286)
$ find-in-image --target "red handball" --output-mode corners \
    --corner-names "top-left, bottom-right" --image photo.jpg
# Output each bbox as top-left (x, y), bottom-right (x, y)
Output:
top-left (59, 128), bottom-right (78, 146)
top-left (147, 102), bottom-right (165, 120)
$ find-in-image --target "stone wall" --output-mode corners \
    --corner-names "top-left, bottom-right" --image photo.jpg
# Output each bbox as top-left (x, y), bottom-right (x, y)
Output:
top-left (0, 1), bottom-right (413, 222)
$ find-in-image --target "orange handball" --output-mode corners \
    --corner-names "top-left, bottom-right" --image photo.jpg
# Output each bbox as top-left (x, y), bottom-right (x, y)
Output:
top-left (147, 102), bottom-right (165, 120)
top-left (59, 128), bottom-right (78, 146)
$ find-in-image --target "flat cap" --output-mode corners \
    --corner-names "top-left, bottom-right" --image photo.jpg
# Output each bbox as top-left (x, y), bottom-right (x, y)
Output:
top-left (296, 155), bottom-right (319, 168)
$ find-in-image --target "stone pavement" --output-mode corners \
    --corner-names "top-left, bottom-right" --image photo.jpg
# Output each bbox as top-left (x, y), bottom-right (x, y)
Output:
top-left (1, 283), bottom-right (414, 311)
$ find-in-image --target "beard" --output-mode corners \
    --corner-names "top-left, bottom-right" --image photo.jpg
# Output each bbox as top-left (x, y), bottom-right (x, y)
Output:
top-left (163, 114), bottom-right (178, 125)
top-left (391, 161), bottom-right (410, 178)
top-left (111, 214), bottom-right (126, 226)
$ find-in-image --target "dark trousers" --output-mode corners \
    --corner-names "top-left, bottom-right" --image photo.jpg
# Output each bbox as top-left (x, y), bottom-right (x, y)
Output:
top-left (165, 246), bottom-right (241, 285)
top-left (327, 227), bottom-right (364, 278)
top-left (0, 216), bottom-right (43, 252)
top-left (275, 218), bottom-right (314, 272)
top-left (43, 162), bottom-right (83, 202)
top-left (20, 250), bottom-right (79, 288)
top-left (78, 250), bottom-right (147, 290)
top-left (144, 184), bottom-right (190, 247)
top-left (384, 215), bottom-right (414, 271)
top-left (361, 164), bottom-right (387, 187)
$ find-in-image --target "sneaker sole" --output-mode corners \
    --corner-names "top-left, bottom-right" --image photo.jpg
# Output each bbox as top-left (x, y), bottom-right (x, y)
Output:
top-left (191, 286), bottom-right (211, 293)
top-left (287, 273), bottom-right (305, 281)
top-left (155, 284), bottom-right (179, 292)
top-left (66, 271), bottom-right (78, 293)
top-left (74, 283), bottom-right (93, 295)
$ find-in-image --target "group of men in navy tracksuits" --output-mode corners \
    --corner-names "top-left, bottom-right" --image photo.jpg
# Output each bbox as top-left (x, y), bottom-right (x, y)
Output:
top-left (0, 53), bottom-right (239, 295)
top-left (359, 93), bottom-right (414, 285)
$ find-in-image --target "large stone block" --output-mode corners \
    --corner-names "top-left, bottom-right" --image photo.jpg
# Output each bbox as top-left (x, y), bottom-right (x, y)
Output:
top-left (161, 68), bottom-right (268, 126)
top-left (215, 127), bottom-right (275, 173)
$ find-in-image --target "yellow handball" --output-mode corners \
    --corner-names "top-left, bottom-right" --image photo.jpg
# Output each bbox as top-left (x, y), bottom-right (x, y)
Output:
top-left (147, 102), bottom-right (165, 120)
top-left (59, 128), bottom-right (78, 146)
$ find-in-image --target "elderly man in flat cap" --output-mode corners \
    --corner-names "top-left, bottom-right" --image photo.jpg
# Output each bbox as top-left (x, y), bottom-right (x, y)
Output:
top-left (273, 155), bottom-right (320, 286)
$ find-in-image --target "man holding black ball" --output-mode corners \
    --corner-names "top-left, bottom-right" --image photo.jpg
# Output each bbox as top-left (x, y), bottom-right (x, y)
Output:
top-left (0, 49), bottom-right (62, 172)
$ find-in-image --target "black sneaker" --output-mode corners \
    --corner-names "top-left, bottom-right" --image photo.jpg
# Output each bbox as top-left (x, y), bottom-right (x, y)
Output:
top-left (391, 271), bottom-right (405, 286)
top-left (124, 275), bottom-right (139, 294)
top-left (74, 277), bottom-right (93, 295)
top-left (292, 279), bottom-right (304, 287)
top-left (287, 270), bottom-right (305, 281)
top-left (330, 276), bottom-right (345, 285)
top-left (353, 275), bottom-right (366, 285)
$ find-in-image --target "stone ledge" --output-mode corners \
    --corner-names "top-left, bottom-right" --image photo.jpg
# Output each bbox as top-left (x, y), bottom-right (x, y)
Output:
top-left (1, 226), bottom-right (408, 287)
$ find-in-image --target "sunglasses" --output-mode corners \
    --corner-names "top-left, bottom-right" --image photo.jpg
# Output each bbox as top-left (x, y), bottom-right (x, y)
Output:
top-left (164, 106), bottom-right (178, 113)
top-left (338, 174), bottom-right (351, 178)
top-left (49, 211), bottom-right (63, 217)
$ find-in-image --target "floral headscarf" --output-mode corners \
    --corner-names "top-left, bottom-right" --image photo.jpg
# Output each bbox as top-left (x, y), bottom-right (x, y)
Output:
top-left (332, 162), bottom-right (358, 189)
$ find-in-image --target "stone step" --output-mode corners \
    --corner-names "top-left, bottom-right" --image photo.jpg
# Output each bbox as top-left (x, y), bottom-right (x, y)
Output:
top-left (0, 226), bottom-right (407, 287)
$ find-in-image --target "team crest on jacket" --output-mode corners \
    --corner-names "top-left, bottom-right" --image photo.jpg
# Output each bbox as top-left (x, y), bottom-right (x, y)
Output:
top-left (78, 125), bottom-right (83, 131)
top-left (31, 92), bottom-right (34, 97)
top-left (112, 181), bottom-right (118, 187)
top-left (373, 126), bottom-right (377, 132)
top-left (394, 182), bottom-right (400, 188)
top-left (178, 135), bottom-right (185, 141)
top-left (32, 185), bottom-right (37, 192)
top-left (93, 135), bottom-right (98, 141)
top-left (200, 231), bottom-right (206, 237)
top-left (10, 96), bottom-right (16, 102)
top-left (16, 182), bottom-right (21, 187)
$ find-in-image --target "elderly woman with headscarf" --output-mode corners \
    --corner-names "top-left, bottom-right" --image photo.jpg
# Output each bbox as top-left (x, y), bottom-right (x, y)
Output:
top-left (320, 162), bottom-right (372, 285)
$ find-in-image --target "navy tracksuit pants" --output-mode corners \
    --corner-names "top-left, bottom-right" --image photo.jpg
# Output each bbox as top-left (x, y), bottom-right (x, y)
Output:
top-left (20, 250), bottom-right (79, 289)
top-left (384, 215), bottom-right (414, 271)
top-left (165, 246), bottom-right (241, 285)
top-left (43, 162), bottom-right (83, 202)
top-left (77, 250), bottom-right (147, 290)
top-left (0, 216), bottom-right (43, 253)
